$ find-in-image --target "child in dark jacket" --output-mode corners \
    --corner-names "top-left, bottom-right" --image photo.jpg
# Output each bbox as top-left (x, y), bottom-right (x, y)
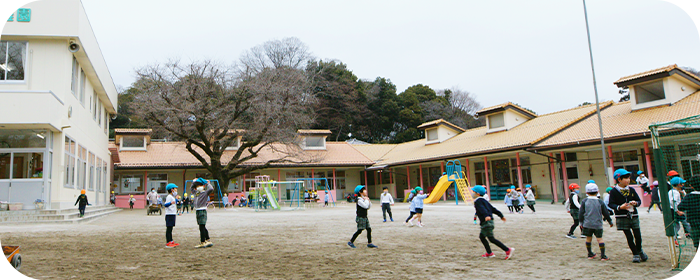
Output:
top-left (191, 178), bottom-right (214, 249)
top-left (608, 169), bottom-right (645, 263)
top-left (678, 175), bottom-right (700, 251)
top-left (347, 185), bottom-right (377, 249)
top-left (472, 185), bottom-right (514, 260)
top-left (74, 189), bottom-right (89, 218)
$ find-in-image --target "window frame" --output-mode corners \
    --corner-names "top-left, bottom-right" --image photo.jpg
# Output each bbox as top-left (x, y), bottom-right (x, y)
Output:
top-left (488, 113), bottom-right (505, 129)
top-left (0, 41), bottom-right (28, 83)
top-left (119, 136), bottom-right (147, 151)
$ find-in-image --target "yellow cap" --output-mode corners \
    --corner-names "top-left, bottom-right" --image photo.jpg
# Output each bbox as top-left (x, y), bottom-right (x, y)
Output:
top-left (130, 195), bottom-right (134, 197)
top-left (111, 191), bottom-right (114, 194)
top-left (184, 193), bottom-right (188, 196)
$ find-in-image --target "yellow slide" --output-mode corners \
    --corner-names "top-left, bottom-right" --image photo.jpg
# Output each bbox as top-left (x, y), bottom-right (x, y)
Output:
top-left (423, 175), bottom-right (453, 204)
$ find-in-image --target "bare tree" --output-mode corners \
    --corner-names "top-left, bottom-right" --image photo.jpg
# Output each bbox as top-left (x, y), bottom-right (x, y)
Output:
top-left (131, 58), bottom-right (315, 192)
top-left (237, 37), bottom-right (315, 76)
top-left (436, 87), bottom-right (485, 129)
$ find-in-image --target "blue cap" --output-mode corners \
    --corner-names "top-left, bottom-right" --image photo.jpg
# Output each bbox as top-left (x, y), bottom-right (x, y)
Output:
top-left (354, 185), bottom-right (365, 194)
top-left (613, 169), bottom-right (631, 180)
top-left (472, 185), bottom-right (487, 196)
top-left (166, 183), bottom-right (178, 191)
top-left (195, 178), bottom-right (207, 185)
top-left (510, 185), bottom-right (516, 189)
top-left (637, 171), bottom-right (644, 175)
top-left (670, 177), bottom-right (686, 186)
top-left (587, 180), bottom-right (595, 184)
top-left (525, 184), bottom-right (532, 189)
top-left (605, 187), bottom-right (613, 193)
top-left (415, 187), bottom-right (423, 192)
top-left (410, 190), bottom-right (416, 194)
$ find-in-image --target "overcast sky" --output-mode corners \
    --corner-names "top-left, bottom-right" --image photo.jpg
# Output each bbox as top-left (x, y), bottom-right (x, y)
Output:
top-left (4, 0), bottom-right (700, 114)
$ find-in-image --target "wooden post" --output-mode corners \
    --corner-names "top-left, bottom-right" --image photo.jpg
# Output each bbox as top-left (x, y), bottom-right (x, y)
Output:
top-left (516, 152), bottom-right (523, 189)
top-left (332, 168), bottom-right (337, 191)
top-left (364, 170), bottom-right (368, 187)
top-left (549, 153), bottom-right (558, 203)
top-left (465, 158), bottom-right (471, 183)
top-left (644, 142), bottom-right (654, 183)
top-left (484, 157), bottom-right (490, 197)
top-left (561, 151), bottom-right (569, 198)
top-left (419, 165), bottom-right (424, 188)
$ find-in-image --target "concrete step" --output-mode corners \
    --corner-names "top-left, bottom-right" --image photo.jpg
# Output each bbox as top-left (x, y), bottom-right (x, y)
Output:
top-left (0, 206), bottom-right (119, 223)
top-left (1, 209), bottom-right (121, 224)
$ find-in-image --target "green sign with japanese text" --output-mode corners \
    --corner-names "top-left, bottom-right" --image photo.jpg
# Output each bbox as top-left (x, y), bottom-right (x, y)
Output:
top-left (7, 8), bottom-right (31, 22)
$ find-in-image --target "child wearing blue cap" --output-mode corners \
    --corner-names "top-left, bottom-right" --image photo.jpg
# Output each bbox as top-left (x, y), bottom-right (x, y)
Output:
top-left (578, 183), bottom-right (613, 260)
top-left (636, 171), bottom-right (649, 194)
top-left (348, 185), bottom-right (377, 248)
top-left (608, 169), bottom-right (645, 263)
top-left (191, 178), bottom-right (214, 249)
top-left (472, 185), bottom-right (514, 259)
top-left (669, 177), bottom-right (692, 239)
top-left (163, 183), bottom-right (180, 248)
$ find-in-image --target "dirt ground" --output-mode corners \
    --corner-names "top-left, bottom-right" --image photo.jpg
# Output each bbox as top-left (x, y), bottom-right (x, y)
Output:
top-left (0, 201), bottom-right (693, 279)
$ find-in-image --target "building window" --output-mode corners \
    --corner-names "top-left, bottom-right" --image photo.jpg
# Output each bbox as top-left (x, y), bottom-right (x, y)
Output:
top-left (64, 137), bottom-right (76, 188)
top-left (427, 129), bottom-right (438, 141)
top-left (510, 157), bottom-right (532, 185)
top-left (93, 92), bottom-right (99, 120)
top-left (120, 174), bottom-right (144, 193)
top-left (95, 158), bottom-right (102, 193)
top-left (612, 150), bottom-right (640, 176)
top-left (488, 113), bottom-right (505, 129)
top-left (71, 57), bottom-right (79, 97)
top-left (225, 137), bottom-right (240, 150)
top-left (88, 152), bottom-right (95, 191)
top-left (148, 173), bottom-right (168, 193)
top-left (98, 103), bottom-right (102, 127)
top-left (474, 162), bottom-right (486, 186)
top-left (104, 111), bottom-right (109, 135)
top-left (635, 80), bottom-right (665, 104)
top-left (0, 41), bottom-right (27, 81)
top-left (78, 145), bottom-right (87, 190)
top-left (679, 144), bottom-right (700, 178)
top-left (304, 136), bottom-right (325, 149)
top-left (102, 160), bottom-right (108, 193)
top-left (79, 69), bottom-right (86, 106)
top-left (0, 129), bottom-right (47, 148)
top-left (120, 136), bottom-right (146, 150)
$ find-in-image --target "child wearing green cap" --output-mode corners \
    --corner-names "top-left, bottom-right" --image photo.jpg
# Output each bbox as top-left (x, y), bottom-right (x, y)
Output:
top-left (411, 187), bottom-right (429, 227)
top-left (348, 185), bottom-right (377, 248)
top-left (608, 169), bottom-right (645, 263)
top-left (472, 185), bottom-right (514, 259)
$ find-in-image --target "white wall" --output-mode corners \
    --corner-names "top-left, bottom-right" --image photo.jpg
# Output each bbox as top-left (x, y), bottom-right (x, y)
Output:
top-left (630, 76), bottom-right (699, 111)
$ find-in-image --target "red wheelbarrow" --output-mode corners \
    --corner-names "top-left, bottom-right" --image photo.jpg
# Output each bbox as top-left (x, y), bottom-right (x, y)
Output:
top-left (3, 245), bottom-right (21, 270)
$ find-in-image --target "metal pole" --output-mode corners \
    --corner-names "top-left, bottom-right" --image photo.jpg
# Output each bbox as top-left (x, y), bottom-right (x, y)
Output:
top-left (583, 0), bottom-right (610, 186)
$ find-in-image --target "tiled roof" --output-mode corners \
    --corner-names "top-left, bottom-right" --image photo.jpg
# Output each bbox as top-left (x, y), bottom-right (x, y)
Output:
top-left (114, 128), bottom-right (152, 134)
top-left (297, 129), bottom-right (332, 135)
top-left (614, 64), bottom-right (700, 85)
top-left (368, 103), bottom-right (608, 167)
top-left (350, 144), bottom-right (398, 162)
top-left (113, 142), bottom-right (374, 168)
top-left (534, 91), bottom-right (700, 149)
top-left (476, 102), bottom-right (537, 118)
top-left (416, 119), bottom-right (466, 132)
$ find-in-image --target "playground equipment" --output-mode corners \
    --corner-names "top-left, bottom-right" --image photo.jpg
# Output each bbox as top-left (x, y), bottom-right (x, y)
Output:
top-left (185, 179), bottom-right (224, 208)
top-left (3, 245), bottom-right (21, 270)
top-left (146, 204), bottom-right (162, 215)
top-left (423, 160), bottom-right (473, 205)
top-left (294, 178), bottom-right (336, 207)
top-left (253, 176), bottom-right (280, 211)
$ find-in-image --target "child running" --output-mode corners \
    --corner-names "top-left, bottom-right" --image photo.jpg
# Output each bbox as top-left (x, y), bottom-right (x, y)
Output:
top-left (566, 183), bottom-right (583, 239)
top-left (508, 186), bottom-right (520, 213)
top-left (348, 185), bottom-right (377, 249)
top-left (525, 185), bottom-right (536, 213)
top-left (380, 186), bottom-right (394, 222)
top-left (515, 188), bottom-right (525, 214)
top-left (578, 183), bottom-right (613, 261)
top-left (405, 189), bottom-right (417, 226)
top-left (678, 175), bottom-right (700, 251)
top-left (411, 187), bottom-right (428, 227)
top-left (608, 169), bottom-right (646, 263)
top-left (505, 189), bottom-right (513, 213)
top-left (471, 185), bottom-right (514, 259)
top-left (647, 181), bottom-right (662, 213)
top-left (191, 178), bottom-right (214, 248)
top-left (163, 183), bottom-right (180, 248)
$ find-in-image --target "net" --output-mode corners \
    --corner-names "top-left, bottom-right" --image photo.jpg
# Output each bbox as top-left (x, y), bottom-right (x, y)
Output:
top-left (649, 115), bottom-right (700, 270)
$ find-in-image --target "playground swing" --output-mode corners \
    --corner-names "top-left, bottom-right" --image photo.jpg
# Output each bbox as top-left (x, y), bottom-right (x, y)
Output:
top-left (423, 160), bottom-right (474, 205)
top-left (293, 178), bottom-right (336, 207)
top-left (185, 179), bottom-right (224, 209)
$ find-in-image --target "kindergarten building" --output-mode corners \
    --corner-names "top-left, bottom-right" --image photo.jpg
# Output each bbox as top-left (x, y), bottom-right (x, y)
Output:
top-left (0, 0), bottom-right (117, 210)
top-left (110, 65), bottom-right (700, 207)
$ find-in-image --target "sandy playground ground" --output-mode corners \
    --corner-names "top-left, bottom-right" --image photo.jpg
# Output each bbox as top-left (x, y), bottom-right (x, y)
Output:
top-left (0, 201), bottom-right (695, 279)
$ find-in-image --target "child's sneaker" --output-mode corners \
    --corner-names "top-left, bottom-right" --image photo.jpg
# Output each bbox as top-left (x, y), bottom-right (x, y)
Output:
top-left (204, 240), bottom-right (213, 247)
top-left (640, 251), bottom-right (648, 262)
top-left (565, 234), bottom-right (576, 239)
top-left (166, 242), bottom-right (177, 248)
top-left (347, 242), bottom-right (356, 248)
top-left (390, 218), bottom-right (394, 222)
top-left (587, 253), bottom-right (597, 259)
top-left (505, 248), bottom-right (515, 260)
top-left (195, 242), bottom-right (207, 249)
top-left (481, 253), bottom-right (495, 258)
top-left (601, 255), bottom-right (610, 261)
top-left (172, 242), bottom-right (180, 247)
top-left (383, 219), bottom-right (387, 223)
top-left (367, 244), bottom-right (378, 248)
top-left (632, 255), bottom-right (641, 263)
top-left (580, 235), bottom-right (586, 239)
top-left (418, 223), bottom-right (424, 228)
top-left (408, 220), bottom-right (414, 226)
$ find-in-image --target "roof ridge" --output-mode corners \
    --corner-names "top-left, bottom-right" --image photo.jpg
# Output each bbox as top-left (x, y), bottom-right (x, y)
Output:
top-left (536, 100), bottom-right (613, 117)
top-left (344, 142), bottom-right (382, 164)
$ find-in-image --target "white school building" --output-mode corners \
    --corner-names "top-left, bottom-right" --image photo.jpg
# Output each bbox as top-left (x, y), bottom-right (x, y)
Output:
top-left (0, 0), bottom-right (117, 209)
